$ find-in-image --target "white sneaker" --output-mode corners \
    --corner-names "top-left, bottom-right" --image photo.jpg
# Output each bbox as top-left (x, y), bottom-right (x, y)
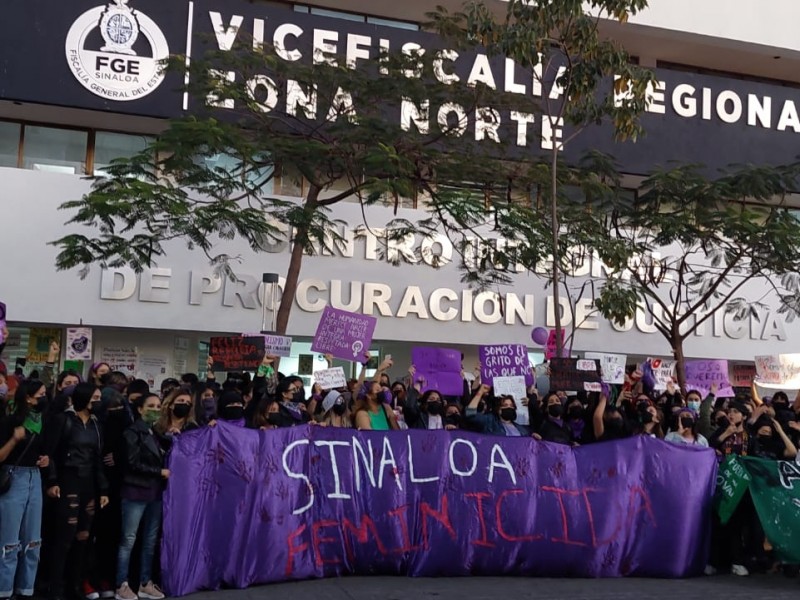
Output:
top-left (731, 564), bottom-right (750, 576)
top-left (138, 581), bottom-right (165, 600)
top-left (115, 583), bottom-right (138, 600)
top-left (703, 564), bottom-right (717, 576)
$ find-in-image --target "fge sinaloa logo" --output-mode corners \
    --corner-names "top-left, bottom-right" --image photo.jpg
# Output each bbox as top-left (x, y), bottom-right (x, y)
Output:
top-left (65, 0), bottom-right (169, 101)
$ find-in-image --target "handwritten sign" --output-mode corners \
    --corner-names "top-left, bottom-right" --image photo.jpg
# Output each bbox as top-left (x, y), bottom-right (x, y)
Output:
top-left (684, 359), bottom-right (735, 397)
top-left (647, 358), bottom-right (676, 391)
top-left (164, 428), bottom-right (718, 596)
top-left (311, 306), bottom-right (377, 363)
top-left (479, 344), bottom-right (533, 386)
top-left (492, 375), bottom-right (529, 426)
top-left (731, 364), bottom-right (757, 388)
top-left (66, 327), bottom-right (93, 361)
top-left (242, 332), bottom-right (293, 357)
top-left (99, 346), bottom-right (138, 376)
top-left (314, 367), bottom-right (347, 390)
top-left (411, 347), bottom-right (463, 396)
top-left (210, 336), bottom-right (266, 371)
top-left (27, 327), bottom-right (61, 363)
top-left (755, 354), bottom-right (800, 389)
top-left (584, 352), bottom-right (627, 384)
top-left (549, 357), bottom-right (601, 393)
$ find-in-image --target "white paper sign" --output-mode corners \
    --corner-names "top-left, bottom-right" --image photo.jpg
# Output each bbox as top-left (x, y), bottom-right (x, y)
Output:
top-left (584, 352), bottom-right (627, 384)
top-left (315, 367), bottom-right (347, 390)
top-left (241, 333), bottom-right (293, 357)
top-left (576, 360), bottom-right (597, 372)
top-left (493, 375), bottom-right (529, 426)
top-left (100, 346), bottom-right (138, 376)
top-left (584, 382), bottom-right (602, 392)
top-left (66, 327), bottom-right (92, 360)
top-left (755, 353), bottom-right (800, 389)
top-left (648, 358), bottom-right (677, 391)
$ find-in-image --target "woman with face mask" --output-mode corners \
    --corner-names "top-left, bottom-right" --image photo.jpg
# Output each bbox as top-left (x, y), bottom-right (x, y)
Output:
top-left (114, 394), bottom-right (169, 600)
top-left (210, 391), bottom-right (247, 427)
top-left (750, 414), bottom-right (797, 460)
top-left (0, 380), bottom-right (50, 600)
top-left (592, 394), bottom-right (630, 442)
top-left (635, 402), bottom-right (664, 439)
top-left (194, 384), bottom-right (218, 426)
top-left (530, 392), bottom-right (575, 445)
top-left (260, 379), bottom-right (312, 429)
top-left (353, 381), bottom-right (400, 431)
top-left (154, 387), bottom-right (198, 451)
top-left (404, 385), bottom-right (447, 431)
top-left (319, 391), bottom-right (353, 428)
top-left (465, 386), bottom-right (531, 437)
top-left (44, 383), bottom-right (109, 600)
top-left (665, 409), bottom-right (708, 446)
top-left (251, 398), bottom-right (282, 430)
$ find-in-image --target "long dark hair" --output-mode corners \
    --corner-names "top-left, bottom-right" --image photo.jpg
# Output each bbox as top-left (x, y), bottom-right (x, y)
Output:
top-left (12, 379), bottom-right (44, 419)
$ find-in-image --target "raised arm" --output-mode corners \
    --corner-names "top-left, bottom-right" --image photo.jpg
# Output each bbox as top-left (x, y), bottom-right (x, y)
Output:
top-left (593, 394), bottom-right (607, 440)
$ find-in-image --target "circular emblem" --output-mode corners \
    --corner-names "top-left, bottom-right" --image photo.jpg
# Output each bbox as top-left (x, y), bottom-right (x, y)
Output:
top-left (65, 1), bottom-right (169, 101)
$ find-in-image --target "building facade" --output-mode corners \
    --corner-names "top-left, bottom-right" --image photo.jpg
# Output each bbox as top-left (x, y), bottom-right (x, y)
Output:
top-left (1, 0), bottom-right (799, 385)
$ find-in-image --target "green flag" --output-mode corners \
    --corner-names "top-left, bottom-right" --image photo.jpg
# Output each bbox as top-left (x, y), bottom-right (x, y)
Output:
top-left (714, 455), bottom-right (751, 525)
top-left (742, 457), bottom-right (800, 563)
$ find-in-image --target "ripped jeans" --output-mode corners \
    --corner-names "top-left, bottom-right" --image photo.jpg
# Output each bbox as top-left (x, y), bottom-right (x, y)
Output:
top-left (47, 476), bottom-right (97, 598)
top-left (0, 467), bottom-right (43, 597)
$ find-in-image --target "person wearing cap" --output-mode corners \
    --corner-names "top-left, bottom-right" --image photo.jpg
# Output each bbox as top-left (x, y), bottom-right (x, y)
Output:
top-left (320, 391), bottom-right (352, 428)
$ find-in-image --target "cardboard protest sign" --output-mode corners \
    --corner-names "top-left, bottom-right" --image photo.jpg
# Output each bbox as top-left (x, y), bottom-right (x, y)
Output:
top-left (411, 347), bottom-right (463, 396)
top-left (66, 327), bottom-right (92, 361)
top-left (99, 346), bottom-right (138, 376)
top-left (479, 344), bottom-right (533, 386)
top-left (493, 375), bottom-right (529, 425)
top-left (549, 357), bottom-right (601, 393)
top-left (755, 354), bottom-right (800, 389)
top-left (26, 327), bottom-right (61, 363)
top-left (731, 364), bottom-right (757, 387)
top-left (242, 332), bottom-right (293, 357)
top-left (209, 336), bottom-right (266, 371)
top-left (647, 358), bottom-right (676, 391)
top-left (310, 306), bottom-right (377, 362)
top-left (0, 301), bottom-right (6, 345)
top-left (584, 352), bottom-right (627, 384)
top-left (684, 359), bottom-right (735, 397)
top-left (314, 367), bottom-right (347, 390)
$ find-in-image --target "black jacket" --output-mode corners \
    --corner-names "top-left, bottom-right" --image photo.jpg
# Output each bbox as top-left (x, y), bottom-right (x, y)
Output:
top-left (46, 410), bottom-right (109, 493)
top-left (121, 419), bottom-right (165, 491)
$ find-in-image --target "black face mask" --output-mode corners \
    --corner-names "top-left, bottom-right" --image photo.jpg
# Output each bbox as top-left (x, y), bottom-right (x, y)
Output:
top-left (31, 397), bottom-right (47, 413)
top-left (445, 414), bottom-right (460, 426)
top-left (757, 434), bottom-right (773, 446)
top-left (292, 390), bottom-right (305, 404)
top-left (221, 405), bottom-right (244, 421)
top-left (567, 406), bottom-right (583, 420)
top-left (172, 403), bottom-right (191, 419)
top-left (332, 403), bottom-right (346, 416)
top-left (605, 418), bottom-right (624, 431)
top-left (427, 401), bottom-right (443, 416)
top-left (500, 408), bottom-right (517, 422)
top-left (548, 404), bottom-right (563, 418)
top-left (680, 416), bottom-right (695, 430)
top-left (267, 412), bottom-right (281, 426)
top-left (641, 412), bottom-right (654, 425)
top-left (716, 416), bottom-right (730, 429)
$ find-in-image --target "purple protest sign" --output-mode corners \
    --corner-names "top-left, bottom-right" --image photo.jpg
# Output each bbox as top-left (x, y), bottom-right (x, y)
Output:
top-left (684, 359), bottom-right (735, 397)
top-left (479, 344), bottom-right (534, 387)
top-left (411, 346), bottom-right (463, 396)
top-left (311, 306), bottom-right (377, 362)
top-left (163, 425), bottom-right (718, 596)
top-left (0, 301), bottom-right (6, 345)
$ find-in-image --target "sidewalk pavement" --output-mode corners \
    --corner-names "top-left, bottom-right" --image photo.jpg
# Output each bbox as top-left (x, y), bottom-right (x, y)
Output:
top-left (185, 575), bottom-right (799, 600)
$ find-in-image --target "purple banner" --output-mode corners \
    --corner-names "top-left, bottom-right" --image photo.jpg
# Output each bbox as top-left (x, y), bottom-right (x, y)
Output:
top-left (0, 301), bottom-right (6, 344)
top-left (479, 344), bottom-right (534, 387)
top-left (162, 425), bottom-right (718, 596)
top-left (411, 347), bottom-right (463, 396)
top-left (685, 359), bottom-right (735, 397)
top-left (310, 306), bottom-right (377, 362)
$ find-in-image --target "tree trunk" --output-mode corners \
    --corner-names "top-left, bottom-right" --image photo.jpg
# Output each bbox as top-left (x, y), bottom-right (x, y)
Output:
top-left (550, 149), bottom-right (563, 357)
top-left (275, 187), bottom-right (319, 336)
top-left (671, 332), bottom-right (687, 394)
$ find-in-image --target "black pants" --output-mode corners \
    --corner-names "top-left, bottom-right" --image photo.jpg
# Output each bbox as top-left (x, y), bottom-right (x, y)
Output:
top-left (90, 491), bottom-right (121, 588)
top-left (47, 477), bottom-right (96, 599)
top-left (710, 492), bottom-right (761, 569)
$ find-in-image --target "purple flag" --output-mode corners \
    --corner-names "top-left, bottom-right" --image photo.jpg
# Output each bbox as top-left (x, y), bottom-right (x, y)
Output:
top-left (684, 360), bottom-right (735, 397)
top-left (411, 347), bottom-right (463, 396)
top-left (0, 301), bottom-right (6, 345)
top-left (162, 425), bottom-right (718, 596)
top-left (311, 306), bottom-right (377, 362)
top-left (479, 344), bottom-right (534, 386)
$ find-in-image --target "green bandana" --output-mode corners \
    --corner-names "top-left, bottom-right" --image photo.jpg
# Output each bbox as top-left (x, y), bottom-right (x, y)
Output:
top-left (22, 410), bottom-right (42, 435)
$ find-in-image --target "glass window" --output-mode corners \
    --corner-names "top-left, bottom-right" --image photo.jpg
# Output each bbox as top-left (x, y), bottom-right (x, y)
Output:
top-left (294, 4), bottom-right (418, 29)
top-left (22, 125), bottom-right (87, 174)
top-left (93, 131), bottom-right (153, 175)
top-left (0, 121), bottom-right (20, 167)
top-left (366, 16), bottom-right (419, 31)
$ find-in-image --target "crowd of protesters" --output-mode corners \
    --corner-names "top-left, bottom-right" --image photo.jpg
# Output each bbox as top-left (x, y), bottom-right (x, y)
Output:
top-left (2, 337), bottom-right (800, 600)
